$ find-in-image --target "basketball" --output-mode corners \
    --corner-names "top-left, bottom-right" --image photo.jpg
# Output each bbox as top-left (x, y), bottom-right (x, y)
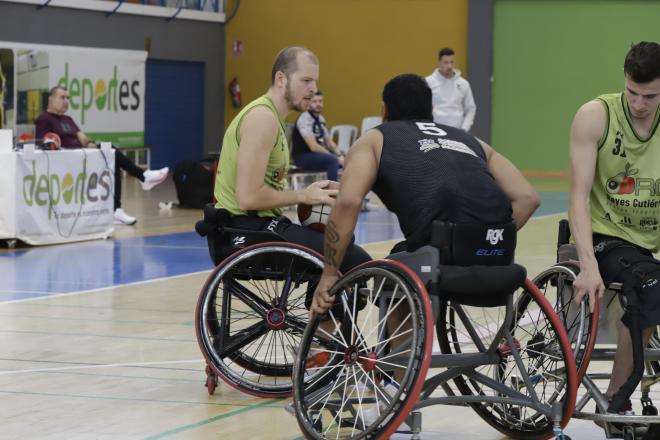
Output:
top-left (297, 181), bottom-right (339, 233)
top-left (298, 203), bottom-right (332, 232)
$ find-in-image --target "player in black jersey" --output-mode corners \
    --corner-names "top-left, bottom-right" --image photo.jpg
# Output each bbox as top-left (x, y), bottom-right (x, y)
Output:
top-left (311, 73), bottom-right (540, 315)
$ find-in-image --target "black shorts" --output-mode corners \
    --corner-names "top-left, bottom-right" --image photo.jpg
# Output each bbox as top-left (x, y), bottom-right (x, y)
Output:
top-left (594, 234), bottom-right (660, 329)
top-left (228, 215), bottom-right (371, 273)
top-left (226, 215), bottom-right (372, 312)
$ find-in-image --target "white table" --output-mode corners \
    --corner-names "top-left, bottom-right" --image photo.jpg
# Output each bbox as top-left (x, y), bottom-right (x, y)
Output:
top-left (0, 148), bottom-right (115, 245)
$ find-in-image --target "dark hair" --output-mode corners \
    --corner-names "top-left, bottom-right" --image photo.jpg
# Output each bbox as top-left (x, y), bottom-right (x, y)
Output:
top-left (382, 74), bottom-right (433, 121)
top-left (438, 47), bottom-right (455, 60)
top-left (314, 90), bottom-right (323, 96)
top-left (624, 41), bottom-right (660, 83)
top-left (270, 46), bottom-right (319, 84)
top-left (49, 85), bottom-right (67, 97)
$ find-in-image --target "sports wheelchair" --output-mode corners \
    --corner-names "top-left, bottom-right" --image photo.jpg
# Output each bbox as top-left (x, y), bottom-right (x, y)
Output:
top-left (532, 220), bottom-right (660, 440)
top-left (194, 205), bottom-right (327, 397)
top-left (291, 221), bottom-right (578, 439)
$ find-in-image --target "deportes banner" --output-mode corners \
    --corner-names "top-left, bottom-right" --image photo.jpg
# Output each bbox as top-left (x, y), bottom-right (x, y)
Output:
top-left (0, 149), bottom-right (115, 245)
top-left (0, 41), bottom-right (147, 147)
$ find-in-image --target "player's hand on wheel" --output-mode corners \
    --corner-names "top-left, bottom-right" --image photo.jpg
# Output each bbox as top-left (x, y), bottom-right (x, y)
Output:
top-left (573, 267), bottom-right (605, 313)
top-left (311, 274), bottom-right (339, 316)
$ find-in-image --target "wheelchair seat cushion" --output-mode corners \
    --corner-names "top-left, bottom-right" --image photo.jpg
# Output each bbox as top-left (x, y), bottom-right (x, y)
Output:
top-left (436, 264), bottom-right (527, 307)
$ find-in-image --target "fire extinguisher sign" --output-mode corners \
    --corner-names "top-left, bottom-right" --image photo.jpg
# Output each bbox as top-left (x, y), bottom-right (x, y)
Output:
top-left (232, 40), bottom-right (244, 58)
top-left (229, 77), bottom-right (242, 108)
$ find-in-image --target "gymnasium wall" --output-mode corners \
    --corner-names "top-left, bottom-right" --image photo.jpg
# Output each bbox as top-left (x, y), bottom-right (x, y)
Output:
top-left (0, 2), bottom-right (225, 156)
top-left (223, 0), bottom-right (468, 134)
top-left (492, 0), bottom-right (660, 173)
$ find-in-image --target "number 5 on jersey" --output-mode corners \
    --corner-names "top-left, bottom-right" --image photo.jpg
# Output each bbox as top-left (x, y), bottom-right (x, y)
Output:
top-left (416, 122), bottom-right (447, 137)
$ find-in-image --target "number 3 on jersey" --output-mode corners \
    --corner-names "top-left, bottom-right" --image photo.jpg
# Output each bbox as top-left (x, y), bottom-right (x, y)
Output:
top-left (416, 122), bottom-right (447, 137)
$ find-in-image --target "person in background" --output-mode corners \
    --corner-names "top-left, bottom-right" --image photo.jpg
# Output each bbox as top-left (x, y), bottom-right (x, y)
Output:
top-left (35, 86), bottom-right (169, 225)
top-left (291, 90), bottom-right (344, 181)
top-left (425, 47), bottom-right (476, 132)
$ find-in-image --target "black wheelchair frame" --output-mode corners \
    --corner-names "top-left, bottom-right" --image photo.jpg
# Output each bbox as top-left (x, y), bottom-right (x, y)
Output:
top-left (532, 220), bottom-right (660, 440)
top-left (291, 245), bottom-right (579, 440)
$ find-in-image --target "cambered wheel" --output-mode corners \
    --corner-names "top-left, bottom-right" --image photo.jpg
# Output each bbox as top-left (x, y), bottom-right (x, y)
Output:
top-left (437, 279), bottom-right (578, 440)
top-left (293, 260), bottom-right (433, 439)
top-left (195, 242), bottom-right (325, 398)
top-left (533, 263), bottom-right (598, 381)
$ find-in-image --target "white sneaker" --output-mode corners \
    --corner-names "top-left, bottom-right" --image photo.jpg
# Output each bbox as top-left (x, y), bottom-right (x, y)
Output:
top-left (141, 167), bottom-right (169, 191)
top-left (360, 383), bottom-right (411, 432)
top-left (114, 208), bottom-right (137, 225)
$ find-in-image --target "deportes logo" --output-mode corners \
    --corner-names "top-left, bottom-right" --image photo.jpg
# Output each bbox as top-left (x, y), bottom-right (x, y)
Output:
top-left (57, 63), bottom-right (142, 124)
top-left (22, 161), bottom-right (112, 219)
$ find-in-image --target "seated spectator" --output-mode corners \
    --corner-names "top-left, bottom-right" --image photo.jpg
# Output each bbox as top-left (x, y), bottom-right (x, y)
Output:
top-left (35, 86), bottom-right (169, 225)
top-left (291, 90), bottom-right (344, 181)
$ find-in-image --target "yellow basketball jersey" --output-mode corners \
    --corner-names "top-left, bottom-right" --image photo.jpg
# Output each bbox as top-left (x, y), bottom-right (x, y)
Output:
top-left (590, 93), bottom-right (660, 251)
top-left (214, 95), bottom-right (290, 217)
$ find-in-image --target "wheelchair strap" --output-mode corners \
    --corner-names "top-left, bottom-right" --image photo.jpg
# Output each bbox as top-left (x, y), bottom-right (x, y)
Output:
top-left (600, 239), bottom-right (660, 413)
top-left (608, 279), bottom-right (644, 414)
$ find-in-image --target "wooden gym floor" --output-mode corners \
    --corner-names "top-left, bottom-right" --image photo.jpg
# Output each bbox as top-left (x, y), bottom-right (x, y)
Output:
top-left (0, 176), bottom-right (657, 439)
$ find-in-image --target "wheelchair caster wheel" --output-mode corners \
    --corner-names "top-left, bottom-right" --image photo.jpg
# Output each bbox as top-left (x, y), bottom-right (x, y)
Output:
top-left (205, 365), bottom-right (218, 395)
top-left (642, 405), bottom-right (658, 416)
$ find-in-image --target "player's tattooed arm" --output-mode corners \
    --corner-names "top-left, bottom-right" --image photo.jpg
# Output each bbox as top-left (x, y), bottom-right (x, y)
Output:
top-left (324, 220), bottom-right (340, 268)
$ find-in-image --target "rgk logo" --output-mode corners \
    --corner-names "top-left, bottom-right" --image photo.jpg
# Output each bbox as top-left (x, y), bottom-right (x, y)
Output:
top-left (486, 228), bottom-right (504, 245)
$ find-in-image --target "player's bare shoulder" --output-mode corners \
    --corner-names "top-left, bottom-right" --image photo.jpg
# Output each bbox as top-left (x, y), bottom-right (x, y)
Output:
top-left (571, 99), bottom-right (607, 145)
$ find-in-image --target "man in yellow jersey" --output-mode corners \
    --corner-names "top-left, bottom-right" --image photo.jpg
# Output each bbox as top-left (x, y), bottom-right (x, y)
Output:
top-left (569, 41), bottom-right (660, 416)
top-left (213, 45), bottom-right (370, 276)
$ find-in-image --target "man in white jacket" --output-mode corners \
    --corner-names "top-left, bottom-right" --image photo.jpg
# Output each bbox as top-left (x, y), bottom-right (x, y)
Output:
top-left (425, 47), bottom-right (476, 131)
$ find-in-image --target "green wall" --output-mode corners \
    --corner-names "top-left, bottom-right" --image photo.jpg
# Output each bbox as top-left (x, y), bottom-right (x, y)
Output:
top-left (492, 0), bottom-right (660, 172)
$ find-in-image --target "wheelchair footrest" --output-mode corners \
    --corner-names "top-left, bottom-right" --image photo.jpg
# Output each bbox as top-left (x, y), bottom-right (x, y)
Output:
top-left (575, 410), bottom-right (660, 425)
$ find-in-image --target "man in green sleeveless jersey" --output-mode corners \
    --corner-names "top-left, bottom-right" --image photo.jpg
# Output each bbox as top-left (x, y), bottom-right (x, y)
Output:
top-left (569, 41), bottom-right (660, 415)
top-left (213, 45), bottom-right (370, 275)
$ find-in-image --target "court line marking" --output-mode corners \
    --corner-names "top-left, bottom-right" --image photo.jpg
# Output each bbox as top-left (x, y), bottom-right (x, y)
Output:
top-left (0, 328), bottom-right (195, 342)
top-left (0, 269), bottom-right (212, 305)
top-left (0, 288), bottom-right (64, 295)
top-left (0, 312), bottom-right (192, 326)
top-left (0, 359), bottom-right (201, 375)
top-left (0, 211), bottom-right (567, 306)
top-left (2, 369), bottom-right (202, 383)
top-left (16, 302), bottom-right (190, 313)
top-left (114, 244), bottom-right (208, 250)
top-left (143, 398), bottom-right (283, 440)
top-left (0, 388), bottom-right (275, 409)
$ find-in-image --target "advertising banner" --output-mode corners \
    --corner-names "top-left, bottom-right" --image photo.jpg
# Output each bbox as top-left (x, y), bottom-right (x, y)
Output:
top-left (0, 41), bottom-right (147, 147)
top-left (0, 149), bottom-right (115, 245)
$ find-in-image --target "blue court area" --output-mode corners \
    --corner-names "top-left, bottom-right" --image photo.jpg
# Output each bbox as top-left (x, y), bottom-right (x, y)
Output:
top-left (0, 192), bottom-right (567, 303)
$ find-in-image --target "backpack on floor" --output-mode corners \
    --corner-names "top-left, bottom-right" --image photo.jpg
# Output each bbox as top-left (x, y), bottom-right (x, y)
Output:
top-left (173, 159), bottom-right (214, 209)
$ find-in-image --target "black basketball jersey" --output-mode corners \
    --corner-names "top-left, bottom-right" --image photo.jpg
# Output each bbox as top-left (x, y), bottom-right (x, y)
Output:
top-left (373, 120), bottom-right (513, 251)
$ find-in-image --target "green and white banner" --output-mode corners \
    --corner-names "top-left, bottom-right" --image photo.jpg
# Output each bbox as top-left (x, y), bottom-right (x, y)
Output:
top-left (0, 149), bottom-right (115, 245)
top-left (0, 42), bottom-right (147, 147)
